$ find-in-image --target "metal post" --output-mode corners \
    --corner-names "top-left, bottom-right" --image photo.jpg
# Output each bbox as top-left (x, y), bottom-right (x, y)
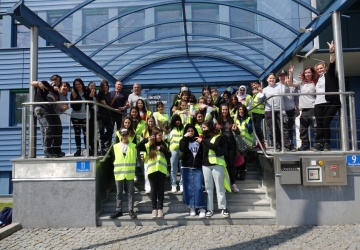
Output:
top-left (86, 104), bottom-right (89, 156)
top-left (271, 98), bottom-right (276, 152)
top-left (279, 97), bottom-right (284, 152)
top-left (332, 12), bottom-right (348, 151)
top-left (29, 26), bottom-right (39, 158)
top-left (21, 106), bottom-right (27, 159)
top-left (349, 95), bottom-right (358, 151)
top-left (93, 104), bottom-right (98, 157)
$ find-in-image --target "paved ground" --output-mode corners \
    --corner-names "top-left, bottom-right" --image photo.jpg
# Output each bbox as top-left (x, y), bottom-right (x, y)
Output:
top-left (1, 224), bottom-right (360, 249)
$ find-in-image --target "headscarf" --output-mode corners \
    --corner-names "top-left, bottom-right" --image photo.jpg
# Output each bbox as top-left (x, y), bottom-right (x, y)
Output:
top-left (183, 124), bottom-right (199, 142)
top-left (237, 85), bottom-right (247, 103)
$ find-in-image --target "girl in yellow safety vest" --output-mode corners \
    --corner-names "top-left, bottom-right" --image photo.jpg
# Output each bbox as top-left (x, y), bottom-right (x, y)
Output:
top-left (169, 114), bottom-right (184, 193)
top-left (136, 99), bottom-right (152, 122)
top-left (153, 101), bottom-right (170, 134)
top-left (115, 116), bottom-right (136, 144)
top-left (198, 119), bottom-right (231, 218)
top-left (136, 127), bottom-right (171, 218)
top-left (234, 104), bottom-right (254, 180)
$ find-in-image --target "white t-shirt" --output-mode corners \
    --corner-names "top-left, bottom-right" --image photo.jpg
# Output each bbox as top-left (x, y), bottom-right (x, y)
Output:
top-left (315, 75), bottom-right (328, 105)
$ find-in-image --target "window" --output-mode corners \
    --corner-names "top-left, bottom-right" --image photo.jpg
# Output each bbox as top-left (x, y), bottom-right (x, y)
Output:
top-left (230, 7), bottom-right (257, 38)
top-left (48, 11), bottom-right (73, 44)
top-left (15, 21), bottom-right (30, 47)
top-left (11, 91), bottom-right (29, 126)
top-left (118, 10), bottom-right (145, 43)
top-left (83, 9), bottom-right (108, 45)
top-left (0, 17), bottom-right (3, 48)
top-left (192, 4), bottom-right (219, 40)
top-left (155, 5), bottom-right (183, 41)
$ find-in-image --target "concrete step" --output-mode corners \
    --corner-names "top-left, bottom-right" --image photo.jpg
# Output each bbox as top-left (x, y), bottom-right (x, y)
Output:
top-left (97, 211), bottom-right (276, 226)
top-left (102, 198), bottom-right (272, 213)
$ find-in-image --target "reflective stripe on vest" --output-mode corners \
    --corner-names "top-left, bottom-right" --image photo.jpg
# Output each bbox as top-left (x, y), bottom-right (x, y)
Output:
top-left (250, 94), bottom-right (265, 114)
top-left (208, 135), bottom-right (226, 167)
top-left (113, 142), bottom-right (137, 181)
top-left (145, 142), bottom-right (168, 176)
top-left (235, 118), bottom-right (254, 146)
top-left (169, 129), bottom-right (183, 151)
top-left (207, 135), bottom-right (231, 192)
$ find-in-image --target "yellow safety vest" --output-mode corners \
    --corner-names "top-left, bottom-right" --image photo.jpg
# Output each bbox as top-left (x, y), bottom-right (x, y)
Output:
top-left (113, 142), bottom-right (137, 181)
top-left (134, 120), bottom-right (146, 144)
top-left (249, 94), bottom-right (264, 114)
top-left (145, 142), bottom-right (168, 176)
top-left (235, 117), bottom-right (254, 146)
top-left (169, 128), bottom-right (183, 151)
top-left (195, 123), bottom-right (202, 136)
top-left (174, 111), bottom-right (192, 125)
top-left (153, 112), bottom-right (169, 125)
top-left (208, 135), bottom-right (231, 192)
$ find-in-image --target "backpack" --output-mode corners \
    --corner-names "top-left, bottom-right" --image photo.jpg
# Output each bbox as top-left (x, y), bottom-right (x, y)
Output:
top-left (0, 207), bottom-right (12, 226)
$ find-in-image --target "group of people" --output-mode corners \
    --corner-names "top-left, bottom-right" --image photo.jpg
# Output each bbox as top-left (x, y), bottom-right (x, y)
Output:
top-left (31, 40), bottom-right (340, 219)
top-left (256, 41), bottom-right (340, 152)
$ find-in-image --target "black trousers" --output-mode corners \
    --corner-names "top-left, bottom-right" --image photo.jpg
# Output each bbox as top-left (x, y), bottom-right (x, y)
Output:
top-left (252, 113), bottom-right (264, 143)
top-left (314, 103), bottom-right (340, 145)
top-left (71, 118), bottom-right (86, 151)
top-left (286, 109), bottom-right (295, 144)
top-left (299, 108), bottom-right (314, 146)
top-left (265, 110), bottom-right (290, 147)
top-left (148, 171), bottom-right (166, 210)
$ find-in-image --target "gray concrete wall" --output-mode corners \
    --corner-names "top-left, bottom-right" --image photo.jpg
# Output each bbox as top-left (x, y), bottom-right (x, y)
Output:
top-left (13, 180), bottom-right (96, 228)
top-left (275, 173), bottom-right (360, 225)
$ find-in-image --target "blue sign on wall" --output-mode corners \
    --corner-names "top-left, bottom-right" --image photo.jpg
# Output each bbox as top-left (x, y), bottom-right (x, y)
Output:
top-left (346, 155), bottom-right (360, 166)
top-left (76, 161), bottom-right (90, 172)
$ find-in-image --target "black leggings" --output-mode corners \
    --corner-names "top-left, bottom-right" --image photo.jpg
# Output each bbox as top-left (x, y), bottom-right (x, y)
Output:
top-left (148, 171), bottom-right (166, 210)
top-left (71, 118), bottom-right (86, 151)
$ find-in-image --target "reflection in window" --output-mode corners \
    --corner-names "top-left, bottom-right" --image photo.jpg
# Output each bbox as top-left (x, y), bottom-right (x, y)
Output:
top-left (230, 7), bottom-right (256, 38)
top-left (83, 9), bottom-right (108, 45)
top-left (15, 22), bottom-right (30, 47)
top-left (155, 6), bottom-right (183, 41)
top-left (192, 4), bottom-right (219, 40)
top-left (118, 10), bottom-right (145, 43)
top-left (12, 92), bottom-right (29, 126)
top-left (48, 11), bottom-right (73, 44)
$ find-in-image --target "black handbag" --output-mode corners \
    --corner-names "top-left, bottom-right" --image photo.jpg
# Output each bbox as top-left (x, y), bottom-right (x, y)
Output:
top-left (232, 131), bottom-right (252, 154)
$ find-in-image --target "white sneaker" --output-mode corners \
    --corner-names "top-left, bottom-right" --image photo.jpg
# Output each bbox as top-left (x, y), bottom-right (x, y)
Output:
top-left (179, 185), bottom-right (183, 193)
top-left (190, 207), bottom-right (196, 217)
top-left (171, 186), bottom-right (177, 193)
top-left (145, 189), bottom-right (151, 194)
top-left (231, 184), bottom-right (240, 193)
top-left (199, 208), bottom-right (206, 218)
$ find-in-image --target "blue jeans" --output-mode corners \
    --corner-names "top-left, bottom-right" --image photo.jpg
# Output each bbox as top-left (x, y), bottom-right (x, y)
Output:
top-left (170, 149), bottom-right (182, 187)
top-left (181, 167), bottom-right (206, 209)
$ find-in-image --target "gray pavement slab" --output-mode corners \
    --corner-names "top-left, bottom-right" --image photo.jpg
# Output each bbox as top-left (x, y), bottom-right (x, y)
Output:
top-left (1, 224), bottom-right (360, 249)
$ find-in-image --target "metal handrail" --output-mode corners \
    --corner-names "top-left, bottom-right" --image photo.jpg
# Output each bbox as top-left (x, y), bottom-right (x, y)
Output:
top-left (249, 91), bottom-right (357, 154)
top-left (21, 100), bottom-right (127, 159)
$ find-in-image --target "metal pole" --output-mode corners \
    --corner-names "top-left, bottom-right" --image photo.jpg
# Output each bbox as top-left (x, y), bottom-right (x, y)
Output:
top-left (29, 26), bottom-right (39, 158)
top-left (332, 11), bottom-right (348, 151)
top-left (349, 95), bottom-right (358, 151)
top-left (86, 104), bottom-right (89, 156)
top-left (21, 106), bottom-right (27, 159)
top-left (94, 104), bottom-right (98, 157)
top-left (271, 98), bottom-right (276, 152)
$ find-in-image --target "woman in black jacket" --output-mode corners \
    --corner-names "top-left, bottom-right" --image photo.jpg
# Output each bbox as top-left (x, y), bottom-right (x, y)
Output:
top-left (179, 124), bottom-right (206, 218)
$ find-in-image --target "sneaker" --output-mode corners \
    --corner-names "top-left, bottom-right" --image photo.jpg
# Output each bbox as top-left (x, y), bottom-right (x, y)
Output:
top-left (221, 208), bottom-right (230, 218)
top-left (134, 175), bottom-right (138, 183)
top-left (298, 144), bottom-right (309, 151)
top-left (151, 209), bottom-right (157, 218)
top-left (231, 184), bottom-right (240, 193)
top-left (285, 144), bottom-right (297, 152)
top-left (190, 207), bottom-right (196, 217)
top-left (145, 189), bottom-right (151, 194)
top-left (179, 185), bottom-right (183, 193)
top-left (157, 209), bottom-right (164, 218)
top-left (253, 143), bottom-right (261, 149)
top-left (129, 210), bottom-right (137, 219)
top-left (199, 209), bottom-right (206, 218)
top-left (313, 143), bottom-right (323, 152)
top-left (109, 210), bottom-right (123, 219)
top-left (171, 186), bottom-right (177, 193)
top-left (324, 143), bottom-right (330, 151)
top-left (205, 210), bottom-right (213, 217)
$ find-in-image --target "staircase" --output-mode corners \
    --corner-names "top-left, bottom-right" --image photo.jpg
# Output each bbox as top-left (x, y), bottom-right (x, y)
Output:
top-left (97, 153), bottom-right (276, 226)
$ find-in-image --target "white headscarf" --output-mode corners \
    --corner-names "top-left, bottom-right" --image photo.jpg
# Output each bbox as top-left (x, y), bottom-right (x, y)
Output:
top-left (237, 85), bottom-right (247, 103)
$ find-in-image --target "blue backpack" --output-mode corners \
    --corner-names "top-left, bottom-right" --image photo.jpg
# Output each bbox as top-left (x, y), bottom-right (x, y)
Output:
top-left (0, 207), bottom-right (12, 226)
